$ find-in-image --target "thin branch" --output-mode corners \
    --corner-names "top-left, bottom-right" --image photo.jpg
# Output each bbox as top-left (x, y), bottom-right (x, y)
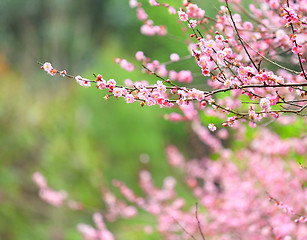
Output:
top-left (172, 217), bottom-right (198, 240)
top-left (286, 0), bottom-right (307, 81)
top-left (240, 38), bottom-right (301, 75)
top-left (225, 0), bottom-right (258, 71)
top-left (195, 202), bottom-right (206, 240)
top-left (142, 64), bottom-right (176, 87)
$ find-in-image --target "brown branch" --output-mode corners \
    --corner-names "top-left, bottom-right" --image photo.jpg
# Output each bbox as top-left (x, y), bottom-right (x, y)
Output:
top-left (142, 64), bottom-right (176, 87)
top-left (195, 202), bottom-right (206, 240)
top-left (173, 217), bottom-right (198, 240)
top-left (225, 0), bottom-right (258, 71)
top-left (286, 0), bottom-right (307, 81)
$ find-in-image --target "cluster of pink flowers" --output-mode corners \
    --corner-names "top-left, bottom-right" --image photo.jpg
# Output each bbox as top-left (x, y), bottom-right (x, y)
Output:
top-left (32, 172), bottom-right (83, 209)
top-left (114, 58), bottom-right (134, 72)
top-left (282, 6), bottom-right (300, 25)
top-left (43, 62), bottom-right (61, 76)
top-left (41, 0), bottom-right (307, 131)
top-left (129, 0), bottom-right (176, 36)
top-left (33, 124), bottom-right (307, 239)
top-left (77, 213), bottom-right (114, 240)
top-left (38, 1), bottom-right (307, 239)
top-left (91, 125), bottom-right (307, 240)
top-left (32, 172), bottom-right (67, 207)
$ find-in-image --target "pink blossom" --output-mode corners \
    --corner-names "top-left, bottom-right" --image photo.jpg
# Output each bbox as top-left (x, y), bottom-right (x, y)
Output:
top-left (122, 206), bottom-right (138, 218)
top-left (148, 0), bottom-right (160, 6)
top-left (135, 51), bottom-right (145, 61)
top-left (269, 0), bottom-right (280, 9)
top-left (32, 172), bottom-right (48, 189)
top-left (224, 79), bottom-right (233, 87)
top-left (129, 0), bottom-right (138, 8)
top-left (77, 224), bottom-right (97, 239)
top-left (168, 70), bottom-right (178, 81)
top-left (292, 46), bottom-right (299, 54)
top-left (107, 79), bottom-right (116, 89)
top-left (186, 3), bottom-right (205, 19)
top-left (137, 7), bottom-right (148, 21)
top-left (60, 70), bottom-right (67, 76)
top-left (178, 9), bottom-right (188, 22)
top-left (75, 75), bottom-right (91, 87)
top-left (124, 78), bottom-right (133, 87)
top-left (39, 188), bottom-right (67, 207)
top-left (208, 123), bottom-right (216, 132)
top-left (243, 21), bottom-right (253, 30)
top-left (188, 20), bottom-right (197, 28)
top-left (112, 87), bottom-right (123, 97)
top-left (156, 65), bottom-right (167, 78)
top-left (43, 62), bottom-right (53, 73)
top-left (170, 53), bottom-right (180, 62)
top-left (96, 79), bottom-right (107, 90)
top-left (260, 98), bottom-right (271, 111)
top-left (295, 216), bottom-right (307, 223)
top-left (146, 98), bottom-right (155, 106)
top-left (118, 59), bottom-right (134, 72)
top-left (140, 23), bottom-right (156, 36)
top-left (125, 94), bottom-right (135, 103)
top-left (177, 70), bottom-right (193, 83)
top-left (156, 25), bottom-right (167, 36)
top-left (168, 7), bottom-right (176, 15)
top-left (156, 81), bottom-right (166, 93)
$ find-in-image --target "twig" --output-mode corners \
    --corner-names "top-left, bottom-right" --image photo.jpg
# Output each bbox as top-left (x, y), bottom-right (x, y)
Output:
top-left (286, 0), bottom-right (307, 81)
top-left (225, 0), bottom-right (258, 71)
top-left (172, 217), bottom-right (198, 240)
top-left (142, 64), bottom-right (176, 87)
top-left (240, 38), bottom-right (301, 75)
top-left (195, 202), bottom-right (206, 240)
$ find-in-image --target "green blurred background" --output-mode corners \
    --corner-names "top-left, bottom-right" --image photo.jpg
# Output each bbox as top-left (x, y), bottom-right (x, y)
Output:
top-left (0, 0), bottom-right (224, 239)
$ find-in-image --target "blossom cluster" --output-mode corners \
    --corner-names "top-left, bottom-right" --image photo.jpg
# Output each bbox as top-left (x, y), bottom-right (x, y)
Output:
top-left (100, 124), bottom-right (307, 239)
top-left (41, 0), bottom-right (307, 132)
top-left (36, 1), bottom-right (307, 239)
top-left (129, 0), bottom-right (175, 36)
top-left (33, 123), bottom-right (307, 239)
top-left (32, 172), bottom-right (82, 209)
top-left (77, 213), bottom-right (114, 240)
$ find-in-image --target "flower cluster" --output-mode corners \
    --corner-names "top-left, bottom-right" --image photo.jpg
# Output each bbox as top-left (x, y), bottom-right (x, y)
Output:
top-left (33, 122), bottom-right (307, 239)
top-left (77, 213), bottom-right (114, 240)
top-left (129, 0), bottom-right (176, 36)
top-left (36, 1), bottom-right (307, 239)
top-left (41, 0), bottom-right (307, 131)
top-left (98, 126), bottom-right (307, 239)
top-left (32, 172), bottom-right (82, 209)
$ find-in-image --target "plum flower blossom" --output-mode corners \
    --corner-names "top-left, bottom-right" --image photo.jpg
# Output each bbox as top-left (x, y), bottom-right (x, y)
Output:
top-left (32, 172), bottom-right (67, 207)
top-left (77, 213), bottom-right (114, 240)
top-left (135, 51), bottom-right (145, 61)
top-left (43, 62), bottom-right (57, 76)
top-left (75, 75), bottom-right (91, 87)
top-left (178, 9), bottom-right (188, 22)
top-left (125, 94), bottom-right (135, 103)
top-left (260, 98), bottom-right (271, 111)
top-left (170, 53), bottom-right (180, 62)
top-left (112, 87), bottom-right (124, 97)
top-left (188, 20), bottom-right (197, 28)
top-left (107, 79), bottom-right (116, 90)
top-left (208, 123), bottom-right (217, 132)
top-left (136, 7), bottom-right (148, 21)
top-left (43, 62), bottom-right (53, 72)
top-left (224, 79), bottom-right (233, 87)
top-left (129, 0), bottom-right (138, 8)
top-left (96, 79), bottom-right (107, 90)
